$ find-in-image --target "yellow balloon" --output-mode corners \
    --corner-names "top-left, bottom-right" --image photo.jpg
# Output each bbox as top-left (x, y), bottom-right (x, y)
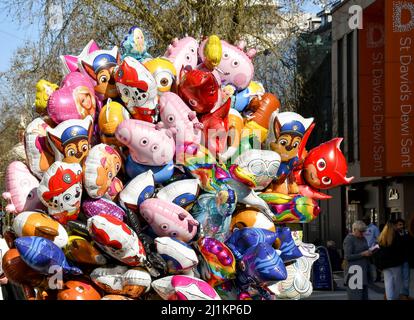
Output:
top-left (143, 57), bottom-right (176, 93)
top-left (204, 35), bottom-right (222, 70)
top-left (34, 79), bottom-right (59, 114)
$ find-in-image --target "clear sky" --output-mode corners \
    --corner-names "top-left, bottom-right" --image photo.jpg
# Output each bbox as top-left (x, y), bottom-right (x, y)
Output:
top-left (0, 0), bottom-right (323, 73)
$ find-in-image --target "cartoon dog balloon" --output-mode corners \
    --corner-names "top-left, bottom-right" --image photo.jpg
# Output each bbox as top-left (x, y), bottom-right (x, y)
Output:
top-left (84, 144), bottom-right (122, 198)
top-left (114, 56), bottom-right (158, 123)
top-left (265, 111), bottom-right (314, 195)
top-left (81, 46), bottom-right (119, 100)
top-left (37, 161), bottom-right (83, 224)
top-left (46, 116), bottom-right (94, 165)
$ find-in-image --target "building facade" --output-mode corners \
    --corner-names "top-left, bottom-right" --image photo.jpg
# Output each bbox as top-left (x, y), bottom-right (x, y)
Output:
top-left (302, 0), bottom-right (414, 248)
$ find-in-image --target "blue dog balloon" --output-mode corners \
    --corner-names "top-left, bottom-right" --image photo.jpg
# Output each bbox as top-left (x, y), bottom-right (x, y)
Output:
top-left (238, 242), bottom-right (287, 286)
top-left (15, 236), bottom-right (82, 276)
top-left (226, 228), bottom-right (277, 260)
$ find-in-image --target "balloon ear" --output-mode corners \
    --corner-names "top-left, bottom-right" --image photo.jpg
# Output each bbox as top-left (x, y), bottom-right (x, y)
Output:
top-left (273, 117), bottom-right (281, 139)
top-left (298, 122), bottom-right (315, 160)
top-left (334, 137), bottom-right (344, 149)
top-left (82, 61), bottom-right (96, 80)
top-left (48, 131), bottom-right (64, 154)
top-left (87, 120), bottom-right (94, 142)
top-left (116, 51), bottom-right (122, 65)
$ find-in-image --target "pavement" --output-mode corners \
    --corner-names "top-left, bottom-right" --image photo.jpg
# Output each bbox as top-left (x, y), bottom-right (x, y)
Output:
top-left (305, 272), bottom-right (385, 300)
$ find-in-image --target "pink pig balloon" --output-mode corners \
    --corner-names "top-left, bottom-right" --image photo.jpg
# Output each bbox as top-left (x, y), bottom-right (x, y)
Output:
top-left (199, 39), bottom-right (256, 90)
top-left (115, 119), bottom-right (176, 166)
top-left (164, 37), bottom-right (199, 81)
top-left (47, 72), bottom-right (97, 124)
top-left (139, 198), bottom-right (199, 242)
top-left (2, 161), bottom-right (45, 215)
top-left (158, 92), bottom-right (203, 147)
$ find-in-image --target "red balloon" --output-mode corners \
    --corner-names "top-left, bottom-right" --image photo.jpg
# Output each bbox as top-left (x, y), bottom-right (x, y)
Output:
top-left (296, 138), bottom-right (354, 192)
top-left (177, 67), bottom-right (221, 114)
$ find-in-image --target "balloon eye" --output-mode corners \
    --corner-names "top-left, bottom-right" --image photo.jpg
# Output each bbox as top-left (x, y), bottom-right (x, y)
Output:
top-left (123, 89), bottom-right (129, 96)
top-left (190, 47), bottom-right (195, 53)
top-left (151, 144), bottom-right (159, 152)
top-left (317, 159), bottom-right (326, 171)
top-left (189, 99), bottom-right (197, 107)
top-left (223, 52), bottom-right (229, 59)
top-left (185, 54), bottom-right (191, 61)
top-left (170, 231), bottom-right (178, 237)
top-left (27, 191), bottom-right (34, 199)
top-left (167, 115), bottom-right (174, 123)
top-left (279, 139), bottom-right (287, 146)
top-left (160, 224), bottom-right (169, 230)
top-left (231, 60), bottom-right (239, 67)
top-left (82, 145), bottom-right (88, 152)
top-left (322, 176), bottom-right (332, 185)
top-left (100, 75), bottom-right (108, 83)
top-left (108, 172), bottom-right (113, 179)
top-left (293, 141), bottom-right (300, 148)
top-left (140, 138), bottom-right (148, 146)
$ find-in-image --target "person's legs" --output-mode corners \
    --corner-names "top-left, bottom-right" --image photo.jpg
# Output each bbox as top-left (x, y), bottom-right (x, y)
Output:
top-left (401, 262), bottom-right (410, 297)
top-left (383, 268), bottom-right (395, 300)
top-left (410, 269), bottom-right (414, 298)
top-left (394, 265), bottom-right (403, 300)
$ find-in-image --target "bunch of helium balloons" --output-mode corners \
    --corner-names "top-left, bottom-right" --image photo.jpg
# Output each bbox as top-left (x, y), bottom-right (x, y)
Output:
top-left (0, 26), bottom-right (353, 300)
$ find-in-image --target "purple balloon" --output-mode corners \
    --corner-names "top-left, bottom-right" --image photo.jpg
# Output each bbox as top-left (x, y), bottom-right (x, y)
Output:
top-left (82, 197), bottom-right (126, 221)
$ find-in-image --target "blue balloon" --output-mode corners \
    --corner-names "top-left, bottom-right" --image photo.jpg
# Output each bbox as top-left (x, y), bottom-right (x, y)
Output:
top-left (125, 155), bottom-right (174, 184)
top-left (226, 228), bottom-right (277, 260)
top-left (238, 243), bottom-right (287, 285)
top-left (275, 227), bottom-right (303, 262)
top-left (233, 88), bottom-right (250, 112)
top-left (15, 236), bottom-right (82, 276)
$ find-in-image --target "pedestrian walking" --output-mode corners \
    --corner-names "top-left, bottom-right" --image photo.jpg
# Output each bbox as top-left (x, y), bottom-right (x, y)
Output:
top-left (343, 221), bottom-right (372, 300)
top-left (374, 220), bottom-right (405, 300)
top-left (395, 218), bottom-right (411, 300)
top-left (363, 217), bottom-right (380, 282)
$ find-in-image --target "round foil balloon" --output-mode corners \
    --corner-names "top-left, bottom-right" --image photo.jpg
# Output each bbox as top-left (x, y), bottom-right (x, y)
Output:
top-left (2, 161), bottom-right (44, 215)
top-left (37, 161), bottom-right (83, 225)
top-left (87, 214), bottom-right (146, 266)
top-left (230, 209), bottom-right (276, 232)
top-left (91, 265), bottom-right (151, 298)
top-left (12, 211), bottom-right (68, 248)
top-left (1, 248), bottom-right (46, 287)
top-left (57, 279), bottom-right (102, 300)
top-left (84, 144), bottom-right (122, 198)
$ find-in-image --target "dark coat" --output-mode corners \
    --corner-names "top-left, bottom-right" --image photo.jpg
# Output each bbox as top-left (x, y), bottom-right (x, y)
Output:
top-left (373, 232), bottom-right (406, 270)
top-left (405, 234), bottom-right (414, 268)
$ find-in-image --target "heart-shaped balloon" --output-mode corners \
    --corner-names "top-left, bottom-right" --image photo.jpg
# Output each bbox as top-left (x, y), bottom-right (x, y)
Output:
top-left (47, 72), bottom-right (97, 124)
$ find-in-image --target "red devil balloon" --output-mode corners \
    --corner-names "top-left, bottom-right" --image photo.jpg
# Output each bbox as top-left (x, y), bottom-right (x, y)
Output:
top-left (200, 99), bottom-right (231, 157)
top-left (177, 67), bottom-right (221, 114)
top-left (295, 138), bottom-right (354, 199)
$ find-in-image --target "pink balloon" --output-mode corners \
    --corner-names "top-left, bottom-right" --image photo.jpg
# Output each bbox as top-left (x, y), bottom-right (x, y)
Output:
top-left (47, 72), bottom-right (97, 124)
top-left (2, 161), bottom-right (44, 215)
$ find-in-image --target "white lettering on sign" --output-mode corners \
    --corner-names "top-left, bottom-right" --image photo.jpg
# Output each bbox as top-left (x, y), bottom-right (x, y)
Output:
top-left (393, 1), bottom-right (414, 32)
top-left (399, 36), bottom-right (413, 168)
